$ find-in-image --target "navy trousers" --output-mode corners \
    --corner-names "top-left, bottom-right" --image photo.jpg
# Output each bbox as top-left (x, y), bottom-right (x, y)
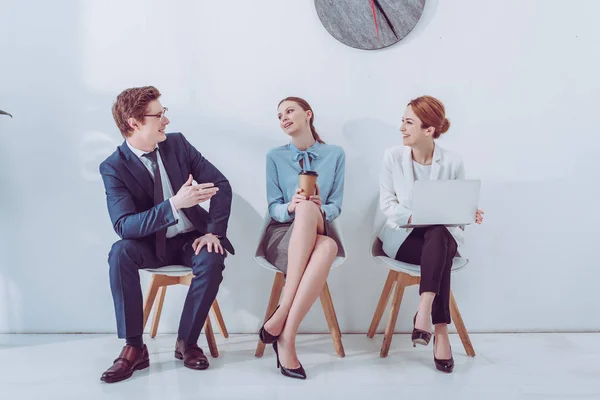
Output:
top-left (108, 231), bottom-right (224, 345)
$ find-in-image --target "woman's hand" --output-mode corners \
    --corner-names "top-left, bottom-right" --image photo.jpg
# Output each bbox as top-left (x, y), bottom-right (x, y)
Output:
top-left (287, 188), bottom-right (308, 214)
top-left (476, 209), bottom-right (484, 224)
top-left (309, 183), bottom-right (322, 208)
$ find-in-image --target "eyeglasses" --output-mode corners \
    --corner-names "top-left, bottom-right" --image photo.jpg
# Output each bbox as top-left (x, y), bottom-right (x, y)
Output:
top-left (143, 107), bottom-right (168, 122)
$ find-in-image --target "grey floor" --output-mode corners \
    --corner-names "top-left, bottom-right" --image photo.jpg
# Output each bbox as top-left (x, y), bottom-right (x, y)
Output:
top-left (1, 333), bottom-right (598, 400)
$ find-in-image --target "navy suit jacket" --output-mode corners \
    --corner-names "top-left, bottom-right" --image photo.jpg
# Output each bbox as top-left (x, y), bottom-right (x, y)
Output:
top-left (99, 132), bottom-right (235, 255)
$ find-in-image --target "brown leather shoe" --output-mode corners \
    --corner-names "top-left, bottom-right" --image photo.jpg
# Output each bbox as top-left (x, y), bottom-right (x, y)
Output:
top-left (100, 344), bottom-right (149, 383)
top-left (175, 339), bottom-right (209, 370)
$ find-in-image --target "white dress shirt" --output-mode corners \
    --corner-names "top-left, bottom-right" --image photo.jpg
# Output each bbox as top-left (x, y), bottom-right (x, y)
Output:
top-left (126, 141), bottom-right (196, 238)
top-left (412, 160), bottom-right (432, 181)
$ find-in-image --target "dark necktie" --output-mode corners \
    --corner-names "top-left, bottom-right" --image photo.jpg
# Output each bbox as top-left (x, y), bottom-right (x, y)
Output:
top-left (143, 148), bottom-right (167, 259)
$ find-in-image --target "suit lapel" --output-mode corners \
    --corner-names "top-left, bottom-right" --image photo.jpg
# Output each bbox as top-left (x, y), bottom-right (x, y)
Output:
top-left (430, 144), bottom-right (442, 180)
top-left (120, 142), bottom-right (154, 199)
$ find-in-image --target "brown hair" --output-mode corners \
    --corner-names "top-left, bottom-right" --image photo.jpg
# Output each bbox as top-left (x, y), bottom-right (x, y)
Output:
top-left (112, 86), bottom-right (161, 138)
top-left (278, 96), bottom-right (325, 144)
top-left (408, 95), bottom-right (451, 139)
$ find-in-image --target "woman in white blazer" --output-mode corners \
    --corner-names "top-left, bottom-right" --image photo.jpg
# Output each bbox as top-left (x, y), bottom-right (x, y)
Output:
top-left (379, 95), bottom-right (483, 373)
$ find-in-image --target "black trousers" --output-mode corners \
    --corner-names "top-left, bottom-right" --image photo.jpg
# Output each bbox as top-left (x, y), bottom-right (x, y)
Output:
top-left (395, 225), bottom-right (457, 325)
top-left (108, 231), bottom-right (225, 345)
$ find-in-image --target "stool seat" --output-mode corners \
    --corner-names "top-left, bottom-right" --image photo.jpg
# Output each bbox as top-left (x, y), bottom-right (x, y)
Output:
top-left (145, 265), bottom-right (192, 276)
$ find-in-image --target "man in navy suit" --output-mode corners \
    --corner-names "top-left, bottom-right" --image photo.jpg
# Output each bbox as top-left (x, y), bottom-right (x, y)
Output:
top-left (99, 86), bottom-right (234, 383)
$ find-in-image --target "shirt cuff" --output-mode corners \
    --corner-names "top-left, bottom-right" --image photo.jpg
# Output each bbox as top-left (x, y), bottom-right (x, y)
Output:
top-left (278, 203), bottom-right (294, 222)
top-left (169, 198), bottom-right (180, 221)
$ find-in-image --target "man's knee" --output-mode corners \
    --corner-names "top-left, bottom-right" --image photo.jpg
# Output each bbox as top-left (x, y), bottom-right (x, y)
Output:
top-left (109, 239), bottom-right (143, 268)
top-left (191, 250), bottom-right (225, 283)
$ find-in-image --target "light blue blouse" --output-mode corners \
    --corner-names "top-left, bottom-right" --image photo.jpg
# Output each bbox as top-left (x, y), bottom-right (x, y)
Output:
top-left (266, 141), bottom-right (345, 223)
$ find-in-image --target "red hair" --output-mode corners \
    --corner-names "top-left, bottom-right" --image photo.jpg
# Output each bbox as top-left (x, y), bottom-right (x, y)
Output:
top-left (408, 95), bottom-right (450, 139)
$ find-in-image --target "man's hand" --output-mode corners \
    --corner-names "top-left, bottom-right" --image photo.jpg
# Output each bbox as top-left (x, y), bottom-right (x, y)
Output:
top-left (172, 174), bottom-right (218, 210)
top-left (192, 233), bottom-right (224, 255)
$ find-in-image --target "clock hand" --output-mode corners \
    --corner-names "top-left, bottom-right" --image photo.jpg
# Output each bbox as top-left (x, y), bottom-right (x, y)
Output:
top-left (373, 0), bottom-right (399, 40)
top-left (370, 0), bottom-right (381, 42)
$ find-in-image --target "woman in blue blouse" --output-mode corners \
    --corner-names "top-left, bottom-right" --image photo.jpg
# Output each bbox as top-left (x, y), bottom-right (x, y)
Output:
top-left (258, 97), bottom-right (345, 380)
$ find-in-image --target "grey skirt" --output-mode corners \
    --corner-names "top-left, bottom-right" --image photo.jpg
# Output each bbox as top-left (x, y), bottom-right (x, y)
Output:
top-left (263, 215), bottom-right (345, 275)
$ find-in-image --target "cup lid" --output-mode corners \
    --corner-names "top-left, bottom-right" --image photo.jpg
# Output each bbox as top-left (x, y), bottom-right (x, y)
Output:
top-left (299, 170), bottom-right (318, 176)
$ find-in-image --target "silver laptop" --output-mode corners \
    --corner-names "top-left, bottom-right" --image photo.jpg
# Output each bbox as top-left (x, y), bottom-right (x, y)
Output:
top-left (409, 179), bottom-right (481, 227)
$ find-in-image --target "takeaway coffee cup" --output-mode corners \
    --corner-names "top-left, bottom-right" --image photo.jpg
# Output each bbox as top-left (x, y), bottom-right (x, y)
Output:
top-left (298, 170), bottom-right (318, 198)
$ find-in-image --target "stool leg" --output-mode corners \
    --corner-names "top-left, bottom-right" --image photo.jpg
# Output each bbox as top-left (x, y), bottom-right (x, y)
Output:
top-left (211, 300), bottom-right (229, 338)
top-left (320, 282), bottom-right (345, 357)
top-left (204, 317), bottom-right (219, 358)
top-left (150, 286), bottom-right (167, 338)
top-left (326, 282), bottom-right (342, 338)
top-left (255, 273), bottom-right (285, 358)
top-left (367, 270), bottom-right (398, 338)
top-left (450, 291), bottom-right (475, 357)
top-left (380, 273), bottom-right (409, 358)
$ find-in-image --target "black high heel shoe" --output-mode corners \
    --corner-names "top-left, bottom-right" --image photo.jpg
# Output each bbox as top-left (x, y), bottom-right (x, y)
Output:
top-left (433, 336), bottom-right (454, 373)
top-left (273, 341), bottom-right (306, 380)
top-left (411, 312), bottom-right (432, 347)
top-left (258, 306), bottom-right (281, 344)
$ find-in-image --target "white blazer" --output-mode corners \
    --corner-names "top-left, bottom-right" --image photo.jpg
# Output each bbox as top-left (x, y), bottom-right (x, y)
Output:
top-left (378, 144), bottom-right (465, 258)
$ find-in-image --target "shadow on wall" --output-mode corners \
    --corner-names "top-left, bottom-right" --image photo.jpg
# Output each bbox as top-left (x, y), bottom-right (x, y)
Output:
top-left (77, 129), bottom-right (125, 333)
top-left (0, 118), bottom-right (22, 333)
top-left (215, 192), bottom-right (271, 333)
top-left (295, 118), bottom-right (402, 333)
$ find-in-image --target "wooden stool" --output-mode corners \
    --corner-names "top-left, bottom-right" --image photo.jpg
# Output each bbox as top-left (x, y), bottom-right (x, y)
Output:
top-left (367, 259), bottom-right (475, 358)
top-left (142, 265), bottom-right (228, 358)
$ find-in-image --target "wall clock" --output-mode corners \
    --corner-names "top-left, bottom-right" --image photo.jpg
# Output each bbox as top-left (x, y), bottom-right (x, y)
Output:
top-left (314, 0), bottom-right (426, 50)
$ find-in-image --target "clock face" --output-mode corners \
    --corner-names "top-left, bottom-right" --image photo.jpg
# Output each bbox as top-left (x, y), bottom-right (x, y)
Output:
top-left (314, 0), bottom-right (426, 50)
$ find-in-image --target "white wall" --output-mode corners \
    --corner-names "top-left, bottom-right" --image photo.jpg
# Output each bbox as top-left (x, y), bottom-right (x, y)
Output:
top-left (0, 0), bottom-right (598, 334)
